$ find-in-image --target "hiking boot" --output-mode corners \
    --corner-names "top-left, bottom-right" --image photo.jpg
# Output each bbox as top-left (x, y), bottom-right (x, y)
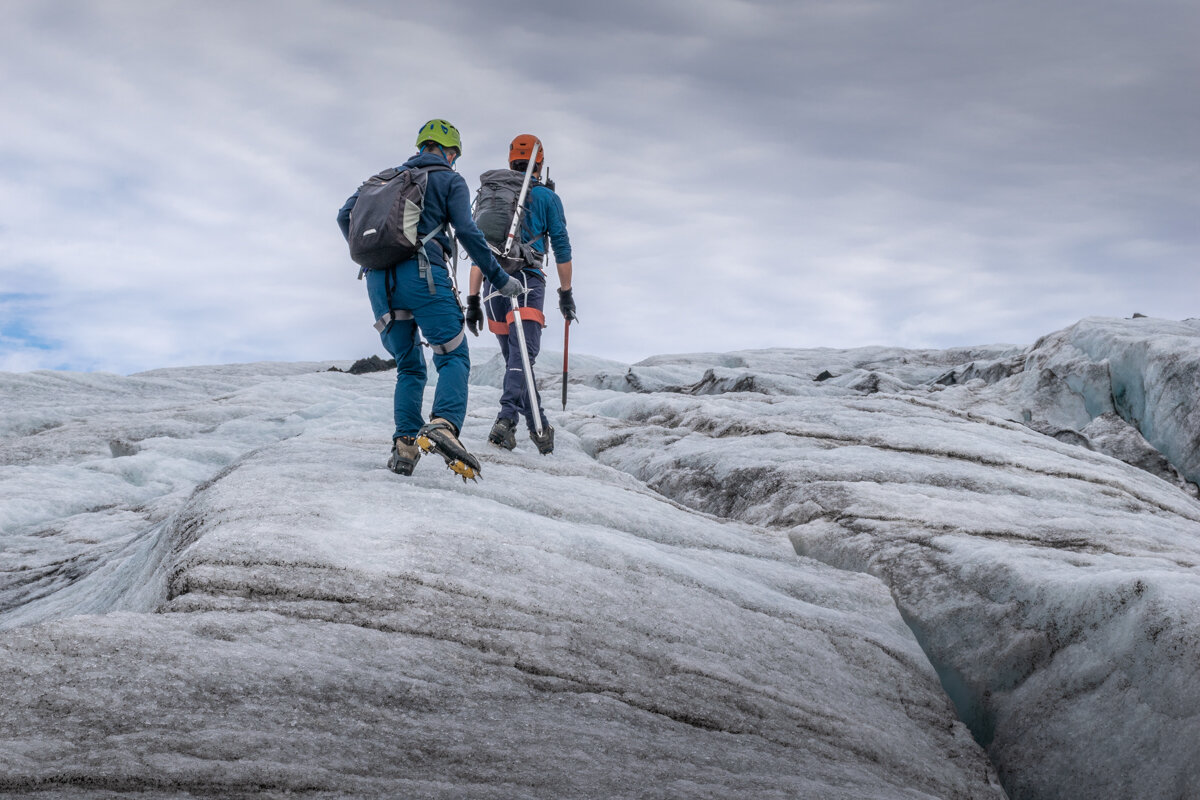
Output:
top-left (387, 436), bottom-right (421, 476)
top-left (529, 423), bottom-right (554, 456)
top-left (416, 417), bottom-right (482, 482)
top-left (488, 417), bottom-right (517, 450)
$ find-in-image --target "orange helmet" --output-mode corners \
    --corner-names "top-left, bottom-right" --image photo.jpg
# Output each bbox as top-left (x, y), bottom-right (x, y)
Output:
top-left (509, 134), bottom-right (544, 166)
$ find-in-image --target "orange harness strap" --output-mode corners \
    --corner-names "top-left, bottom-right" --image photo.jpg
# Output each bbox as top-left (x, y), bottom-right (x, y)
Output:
top-left (490, 307), bottom-right (546, 335)
top-left (507, 307), bottom-right (546, 327)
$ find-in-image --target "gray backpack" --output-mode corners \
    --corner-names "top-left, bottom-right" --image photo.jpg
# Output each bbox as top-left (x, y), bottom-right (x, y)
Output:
top-left (473, 169), bottom-right (543, 275)
top-left (348, 165), bottom-right (450, 272)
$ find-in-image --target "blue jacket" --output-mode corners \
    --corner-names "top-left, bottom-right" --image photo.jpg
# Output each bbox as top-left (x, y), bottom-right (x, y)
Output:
top-left (523, 179), bottom-right (572, 265)
top-left (338, 152), bottom-right (510, 288)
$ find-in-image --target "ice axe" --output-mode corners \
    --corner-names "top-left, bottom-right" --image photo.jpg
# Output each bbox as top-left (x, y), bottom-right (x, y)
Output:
top-left (500, 141), bottom-right (544, 437)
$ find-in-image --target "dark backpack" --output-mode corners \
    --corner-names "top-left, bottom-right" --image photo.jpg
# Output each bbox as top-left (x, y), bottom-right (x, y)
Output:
top-left (473, 169), bottom-right (543, 275)
top-left (347, 165), bottom-right (451, 271)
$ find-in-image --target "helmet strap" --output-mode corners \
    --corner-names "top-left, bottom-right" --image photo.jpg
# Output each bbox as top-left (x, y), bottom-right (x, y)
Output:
top-left (422, 143), bottom-right (457, 164)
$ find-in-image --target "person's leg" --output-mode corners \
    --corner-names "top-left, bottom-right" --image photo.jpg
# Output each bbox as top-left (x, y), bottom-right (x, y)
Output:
top-left (395, 267), bottom-right (484, 478)
top-left (383, 320), bottom-right (427, 440)
top-left (428, 340), bottom-right (470, 434)
top-left (366, 269), bottom-right (426, 441)
top-left (485, 280), bottom-right (523, 424)
top-left (406, 266), bottom-right (469, 435)
top-left (512, 274), bottom-right (548, 433)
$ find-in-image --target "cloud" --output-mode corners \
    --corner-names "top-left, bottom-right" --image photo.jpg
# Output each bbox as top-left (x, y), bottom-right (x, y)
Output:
top-left (1, 0), bottom-right (1196, 372)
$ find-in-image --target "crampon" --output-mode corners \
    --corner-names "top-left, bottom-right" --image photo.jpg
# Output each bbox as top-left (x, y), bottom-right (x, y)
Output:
top-left (416, 418), bottom-right (482, 482)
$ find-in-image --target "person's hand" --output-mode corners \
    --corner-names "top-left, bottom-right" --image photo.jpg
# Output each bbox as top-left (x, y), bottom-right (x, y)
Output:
top-left (499, 276), bottom-right (523, 298)
top-left (465, 295), bottom-right (483, 336)
top-left (558, 287), bottom-right (578, 321)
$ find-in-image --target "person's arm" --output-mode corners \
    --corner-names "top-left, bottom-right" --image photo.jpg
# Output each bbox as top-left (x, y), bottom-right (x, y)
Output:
top-left (464, 265), bottom-right (485, 336)
top-left (546, 192), bottom-right (572, 268)
top-left (547, 192), bottom-right (575, 317)
top-left (336, 191), bottom-right (358, 240)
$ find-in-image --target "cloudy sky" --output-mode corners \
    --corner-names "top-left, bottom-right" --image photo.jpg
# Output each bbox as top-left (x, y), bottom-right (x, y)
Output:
top-left (2, 0), bottom-right (1196, 373)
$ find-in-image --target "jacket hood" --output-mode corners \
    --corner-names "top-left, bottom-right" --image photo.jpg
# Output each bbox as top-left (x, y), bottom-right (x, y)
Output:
top-left (403, 151), bottom-right (456, 170)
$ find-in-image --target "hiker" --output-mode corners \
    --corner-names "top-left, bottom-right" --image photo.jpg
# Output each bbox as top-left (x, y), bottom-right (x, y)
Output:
top-left (464, 134), bottom-right (576, 455)
top-left (337, 119), bottom-right (521, 480)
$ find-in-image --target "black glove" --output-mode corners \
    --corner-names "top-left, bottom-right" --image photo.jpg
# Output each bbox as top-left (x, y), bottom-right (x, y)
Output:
top-left (558, 288), bottom-right (578, 322)
top-left (465, 295), bottom-right (483, 336)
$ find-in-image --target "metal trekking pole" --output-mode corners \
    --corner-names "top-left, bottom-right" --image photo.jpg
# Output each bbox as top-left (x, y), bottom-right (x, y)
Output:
top-left (501, 142), bottom-right (544, 437)
top-left (562, 320), bottom-right (570, 410)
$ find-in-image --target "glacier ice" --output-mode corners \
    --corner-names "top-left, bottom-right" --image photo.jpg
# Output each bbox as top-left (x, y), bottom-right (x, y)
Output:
top-left (571, 317), bottom-right (1200, 800)
top-left (0, 356), bottom-right (1003, 798)
top-left (2, 316), bottom-right (1199, 799)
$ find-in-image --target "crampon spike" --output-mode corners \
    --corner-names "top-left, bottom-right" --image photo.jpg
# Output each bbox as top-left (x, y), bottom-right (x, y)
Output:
top-left (416, 434), bottom-right (481, 482)
top-left (448, 460), bottom-right (480, 482)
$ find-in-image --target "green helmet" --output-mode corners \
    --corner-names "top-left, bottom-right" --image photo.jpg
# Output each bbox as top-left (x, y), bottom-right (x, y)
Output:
top-left (415, 119), bottom-right (462, 152)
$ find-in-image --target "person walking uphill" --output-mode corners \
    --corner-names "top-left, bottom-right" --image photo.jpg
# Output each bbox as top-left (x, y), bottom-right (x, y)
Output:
top-left (464, 134), bottom-right (576, 455)
top-left (337, 119), bottom-right (522, 481)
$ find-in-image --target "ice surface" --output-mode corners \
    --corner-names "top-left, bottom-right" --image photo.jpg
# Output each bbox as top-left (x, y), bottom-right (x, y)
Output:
top-left (933, 317), bottom-right (1200, 491)
top-left (0, 354), bottom-right (1003, 798)
top-left (2, 316), bottom-right (1199, 799)
top-left (0, 362), bottom-right (354, 629)
top-left (564, 317), bottom-right (1200, 800)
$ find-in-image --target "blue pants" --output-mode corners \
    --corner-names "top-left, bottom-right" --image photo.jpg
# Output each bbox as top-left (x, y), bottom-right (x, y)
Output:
top-left (366, 261), bottom-right (468, 440)
top-left (484, 271), bottom-right (548, 433)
